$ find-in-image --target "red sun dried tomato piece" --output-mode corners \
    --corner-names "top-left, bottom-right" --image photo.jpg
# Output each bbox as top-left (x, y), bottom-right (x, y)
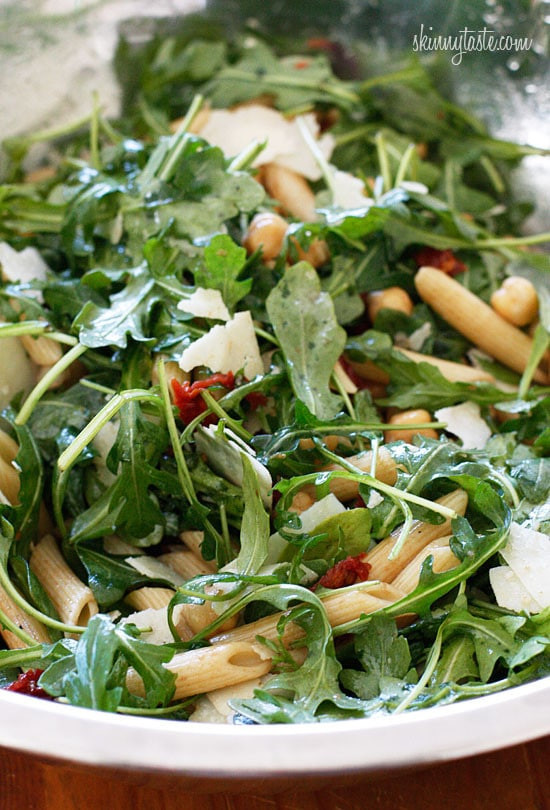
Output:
top-left (244, 391), bottom-right (268, 411)
top-left (316, 555), bottom-right (371, 590)
top-left (413, 247), bottom-right (467, 276)
top-left (5, 668), bottom-right (51, 699)
top-left (171, 372), bottom-right (235, 425)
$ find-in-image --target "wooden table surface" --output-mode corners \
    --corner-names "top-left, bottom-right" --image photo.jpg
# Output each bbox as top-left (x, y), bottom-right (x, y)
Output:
top-left (1, 735), bottom-right (548, 810)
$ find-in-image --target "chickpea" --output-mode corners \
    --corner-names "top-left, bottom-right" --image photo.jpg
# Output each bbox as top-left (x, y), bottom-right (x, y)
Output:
top-left (289, 235), bottom-right (330, 268)
top-left (151, 356), bottom-right (190, 389)
top-left (490, 276), bottom-right (538, 327)
top-left (384, 409), bottom-right (438, 444)
top-left (243, 212), bottom-right (288, 261)
top-left (367, 287), bottom-right (414, 322)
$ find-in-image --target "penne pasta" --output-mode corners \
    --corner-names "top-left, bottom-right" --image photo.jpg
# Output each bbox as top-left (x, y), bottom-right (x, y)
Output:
top-left (30, 534), bottom-right (98, 628)
top-left (126, 640), bottom-right (273, 700)
top-left (0, 583), bottom-right (51, 650)
top-left (0, 428), bottom-right (18, 463)
top-left (125, 587), bottom-right (175, 611)
top-left (20, 334), bottom-right (63, 366)
top-left (391, 536), bottom-right (460, 593)
top-left (158, 549), bottom-right (217, 579)
top-left (0, 455), bottom-right (20, 505)
top-left (364, 489), bottom-right (468, 583)
top-left (300, 447), bottom-right (398, 502)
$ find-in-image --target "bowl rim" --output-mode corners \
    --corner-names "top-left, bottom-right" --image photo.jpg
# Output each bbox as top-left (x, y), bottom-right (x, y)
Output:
top-left (1, 676), bottom-right (549, 777)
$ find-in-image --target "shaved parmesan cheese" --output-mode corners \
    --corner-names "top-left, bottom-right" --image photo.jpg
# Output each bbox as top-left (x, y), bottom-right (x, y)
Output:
top-left (266, 493), bottom-right (347, 564)
top-left (177, 288), bottom-right (230, 321)
top-left (123, 607), bottom-right (174, 645)
top-left (92, 418), bottom-right (119, 486)
top-left (366, 490), bottom-right (384, 509)
top-left (498, 522), bottom-right (550, 610)
top-left (333, 359), bottom-right (358, 394)
top-left (298, 493), bottom-right (346, 533)
top-left (0, 242), bottom-right (50, 298)
top-left (330, 168), bottom-right (369, 209)
top-left (125, 556), bottom-right (184, 589)
top-left (434, 401), bottom-right (491, 449)
top-left (489, 566), bottom-right (543, 614)
top-left (206, 677), bottom-right (264, 717)
top-left (199, 105), bottom-right (334, 181)
top-left (179, 311), bottom-right (263, 379)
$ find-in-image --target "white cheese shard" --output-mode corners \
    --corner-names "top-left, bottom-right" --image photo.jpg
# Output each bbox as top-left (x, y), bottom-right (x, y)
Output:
top-left (123, 607), bottom-right (174, 646)
top-left (489, 566), bottom-right (543, 614)
top-left (434, 401), bottom-right (491, 449)
top-left (125, 557), bottom-right (184, 589)
top-left (497, 522), bottom-right (550, 611)
top-left (179, 311), bottom-right (263, 379)
top-left (199, 105), bottom-right (334, 181)
top-left (297, 493), bottom-right (346, 533)
top-left (177, 288), bottom-right (230, 321)
top-left (333, 359), bottom-right (358, 394)
top-left (92, 418), bottom-right (119, 487)
top-left (0, 242), bottom-right (50, 297)
top-left (330, 168), bottom-right (369, 209)
top-left (266, 493), bottom-right (346, 564)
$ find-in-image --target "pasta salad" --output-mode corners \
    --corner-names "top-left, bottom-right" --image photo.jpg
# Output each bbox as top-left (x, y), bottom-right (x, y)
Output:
top-left (0, 18), bottom-right (549, 724)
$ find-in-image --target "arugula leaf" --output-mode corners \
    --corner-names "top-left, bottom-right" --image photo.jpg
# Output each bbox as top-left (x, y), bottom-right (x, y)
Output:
top-left (231, 455), bottom-right (271, 576)
top-left (266, 263), bottom-right (346, 420)
top-left (341, 614), bottom-right (412, 700)
top-left (194, 234), bottom-right (251, 312)
top-left (74, 266), bottom-right (156, 349)
top-left (63, 615), bottom-right (123, 711)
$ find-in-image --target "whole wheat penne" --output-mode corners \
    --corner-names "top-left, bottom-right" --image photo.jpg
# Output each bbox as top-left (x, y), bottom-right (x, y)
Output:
top-left (289, 490), bottom-right (315, 513)
top-left (126, 640), bottom-right (273, 700)
top-left (415, 266), bottom-right (548, 382)
top-left (179, 591), bottom-right (239, 638)
top-left (300, 447), bottom-right (398, 502)
top-left (20, 334), bottom-right (63, 366)
top-left (364, 489), bottom-right (468, 582)
top-left (30, 534), bottom-right (98, 628)
top-left (344, 357), bottom-right (390, 384)
top-left (0, 429), bottom-right (18, 463)
top-left (262, 162), bottom-right (317, 221)
top-left (0, 583), bottom-right (51, 650)
top-left (158, 549), bottom-right (215, 579)
top-left (0, 456), bottom-right (19, 505)
top-left (125, 587), bottom-right (175, 611)
top-left (211, 581), bottom-right (404, 648)
top-left (333, 359), bottom-right (358, 394)
top-left (391, 536), bottom-right (460, 593)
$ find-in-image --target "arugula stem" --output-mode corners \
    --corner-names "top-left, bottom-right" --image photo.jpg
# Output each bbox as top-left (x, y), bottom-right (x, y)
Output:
top-left (228, 140), bottom-right (266, 173)
top-left (310, 446), bottom-right (458, 521)
top-left (393, 629), bottom-right (443, 714)
top-left (358, 66), bottom-right (425, 93)
top-left (157, 361), bottom-right (197, 505)
top-left (0, 605), bottom-right (37, 647)
top-left (394, 142), bottom-right (417, 187)
top-left (329, 372), bottom-right (356, 420)
top-left (57, 388), bottom-right (161, 471)
top-left (200, 391), bottom-right (252, 443)
top-left (0, 322), bottom-right (77, 346)
top-left (374, 131), bottom-right (392, 193)
top-left (296, 116), bottom-right (335, 200)
top-left (90, 92), bottom-right (101, 171)
top-left (0, 562), bottom-right (83, 636)
top-left (157, 94), bottom-right (204, 183)
top-left (217, 68), bottom-right (360, 105)
top-left (254, 326), bottom-right (279, 347)
top-left (16, 343), bottom-right (88, 426)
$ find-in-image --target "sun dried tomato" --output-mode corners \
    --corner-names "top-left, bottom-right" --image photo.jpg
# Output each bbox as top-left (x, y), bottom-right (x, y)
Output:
top-left (413, 247), bottom-right (467, 276)
top-left (315, 555), bottom-right (371, 590)
top-left (171, 372), bottom-right (235, 425)
top-left (244, 391), bottom-right (268, 410)
top-left (5, 668), bottom-right (51, 699)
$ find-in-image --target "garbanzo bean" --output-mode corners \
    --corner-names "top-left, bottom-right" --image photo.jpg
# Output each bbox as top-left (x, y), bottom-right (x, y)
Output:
top-left (243, 212), bottom-right (288, 261)
top-left (490, 276), bottom-right (538, 327)
top-left (384, 409), bottom-right (438, 444)
top-left (367, 287), bottom-right (414, 322)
